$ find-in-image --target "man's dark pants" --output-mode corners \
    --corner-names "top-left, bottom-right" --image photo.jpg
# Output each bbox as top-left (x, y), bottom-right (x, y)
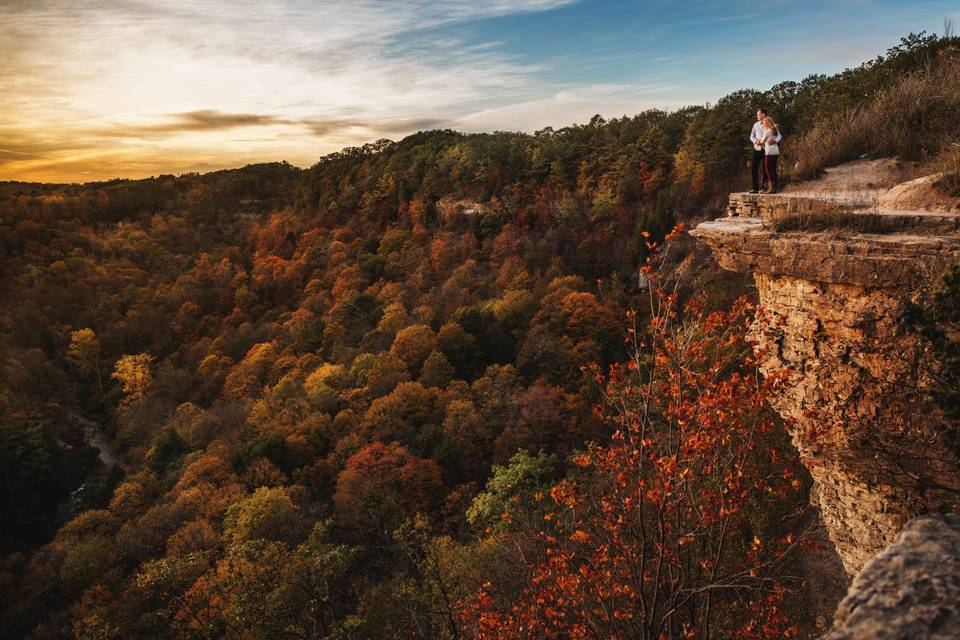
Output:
top-left (751, 149), bottom-right (766, 191)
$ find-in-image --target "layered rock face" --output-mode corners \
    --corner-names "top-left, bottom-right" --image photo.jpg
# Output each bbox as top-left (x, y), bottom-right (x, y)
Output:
top-left (823, 514), bottom-right (960, 640)
top-left (691, 192), bottom-right (960, 575)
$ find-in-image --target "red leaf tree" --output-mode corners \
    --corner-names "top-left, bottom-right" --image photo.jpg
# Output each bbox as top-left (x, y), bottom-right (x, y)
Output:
top-left (460, 226), bottom-right (803, 639)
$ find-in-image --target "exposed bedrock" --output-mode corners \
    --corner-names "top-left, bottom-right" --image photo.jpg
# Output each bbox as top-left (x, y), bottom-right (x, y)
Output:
top-left (691, 192), bottom-right (960, 576)
top-left (823, 514), bottom-right (960, 640)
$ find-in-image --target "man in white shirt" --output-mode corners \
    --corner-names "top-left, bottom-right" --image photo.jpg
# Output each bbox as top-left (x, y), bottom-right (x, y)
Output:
top-left (750, 107), bottom-right (781, 193)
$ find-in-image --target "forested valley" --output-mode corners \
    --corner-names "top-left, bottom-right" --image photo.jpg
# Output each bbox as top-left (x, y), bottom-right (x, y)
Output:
top-left (0, 33), bottom-right (956, 639)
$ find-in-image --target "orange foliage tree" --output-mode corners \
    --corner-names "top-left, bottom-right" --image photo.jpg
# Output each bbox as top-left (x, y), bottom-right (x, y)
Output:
top-left (334, 441), bottom-right (444, 539)
top-left (460, 226), bottom-right (803, 639)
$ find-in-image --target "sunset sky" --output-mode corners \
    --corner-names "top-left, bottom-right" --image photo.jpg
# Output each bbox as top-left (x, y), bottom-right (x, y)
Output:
top-left (1, 0), bottom-right (956, 183)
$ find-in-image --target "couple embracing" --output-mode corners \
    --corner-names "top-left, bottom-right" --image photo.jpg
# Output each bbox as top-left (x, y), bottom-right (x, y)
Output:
top-left (749, 107), bottom-right (781, 193)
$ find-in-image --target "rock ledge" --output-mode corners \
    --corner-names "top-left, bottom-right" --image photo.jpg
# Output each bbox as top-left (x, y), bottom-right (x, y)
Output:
top-left (691, 190), bottom-right (960, 575)
top-left (824, 514), bottom-right (960, 640)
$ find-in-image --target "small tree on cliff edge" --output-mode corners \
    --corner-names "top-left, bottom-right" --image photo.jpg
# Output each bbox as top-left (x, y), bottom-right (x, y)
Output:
top-left (460, 225), bottom-right (805, 639)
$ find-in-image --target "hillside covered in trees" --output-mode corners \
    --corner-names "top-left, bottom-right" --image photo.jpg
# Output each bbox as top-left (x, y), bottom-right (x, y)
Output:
top-left (1, 33), bottom-right (957, 639)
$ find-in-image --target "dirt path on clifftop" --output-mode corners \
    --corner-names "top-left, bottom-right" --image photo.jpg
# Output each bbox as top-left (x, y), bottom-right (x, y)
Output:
top-left (778, 157), bottom-right (960, 214)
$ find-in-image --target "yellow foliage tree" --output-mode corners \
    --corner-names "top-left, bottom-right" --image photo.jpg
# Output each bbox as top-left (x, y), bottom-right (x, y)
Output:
top-left (67, 327), bottom-right (103, 393)
top-left (111, 353), bottom-right (155, 401)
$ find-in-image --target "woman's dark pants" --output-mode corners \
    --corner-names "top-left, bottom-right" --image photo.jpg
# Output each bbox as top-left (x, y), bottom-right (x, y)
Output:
top-left (764, 154), bottom-right (779, 191)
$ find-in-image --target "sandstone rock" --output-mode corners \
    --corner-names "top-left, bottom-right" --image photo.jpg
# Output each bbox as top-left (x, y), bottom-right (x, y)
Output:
top-left (692, 214), bottom-right (960, 287)
top-left (876, 173), bottom-right (960, 213)
top-left (823, 514), bottom-right (960, 640)
top-left (783, 157), bottom-right (921, 205)
top-left (691, 192), bottom-right (960, 576)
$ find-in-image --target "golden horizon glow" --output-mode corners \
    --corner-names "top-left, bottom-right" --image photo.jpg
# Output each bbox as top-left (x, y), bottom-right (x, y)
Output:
top-left (0, 0), bottom-right (594, 183)
top-left (4, 0), bottom-right (948, 183)
top-left (1, 0), bottom-right (715, 183)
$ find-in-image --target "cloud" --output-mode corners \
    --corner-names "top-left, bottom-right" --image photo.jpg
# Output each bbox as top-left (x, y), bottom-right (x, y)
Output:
top-left (93, 110), bottom-right (299, 137)
top-left (5, 0), bottom-right (934, 182)
top-left (697, 12), bottom-right (760, 24)
top-left (0, 0), bottom-right (582, 181)
top-left (147, 110), bottom-right (296, 131)
top-left (0, 148), bottom-right (45, 162)
top-left (301, 117), bottom-right (449, 137)
top-left (452, 84), bottom-right (688, 133)
top-left (86, 111), bottom-right (450, 143)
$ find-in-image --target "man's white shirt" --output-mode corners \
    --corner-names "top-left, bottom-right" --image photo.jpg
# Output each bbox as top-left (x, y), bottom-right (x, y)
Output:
top-left (751, 121), bottom-right (781, 151)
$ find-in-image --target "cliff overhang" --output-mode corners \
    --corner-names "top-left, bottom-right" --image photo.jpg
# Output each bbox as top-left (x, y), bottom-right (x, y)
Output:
top-left (691, 190), bottom-right (960, 577)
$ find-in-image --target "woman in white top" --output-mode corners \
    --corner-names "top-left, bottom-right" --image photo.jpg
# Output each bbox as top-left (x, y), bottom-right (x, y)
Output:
top-left (759, 117), bottom-right (780, 193)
